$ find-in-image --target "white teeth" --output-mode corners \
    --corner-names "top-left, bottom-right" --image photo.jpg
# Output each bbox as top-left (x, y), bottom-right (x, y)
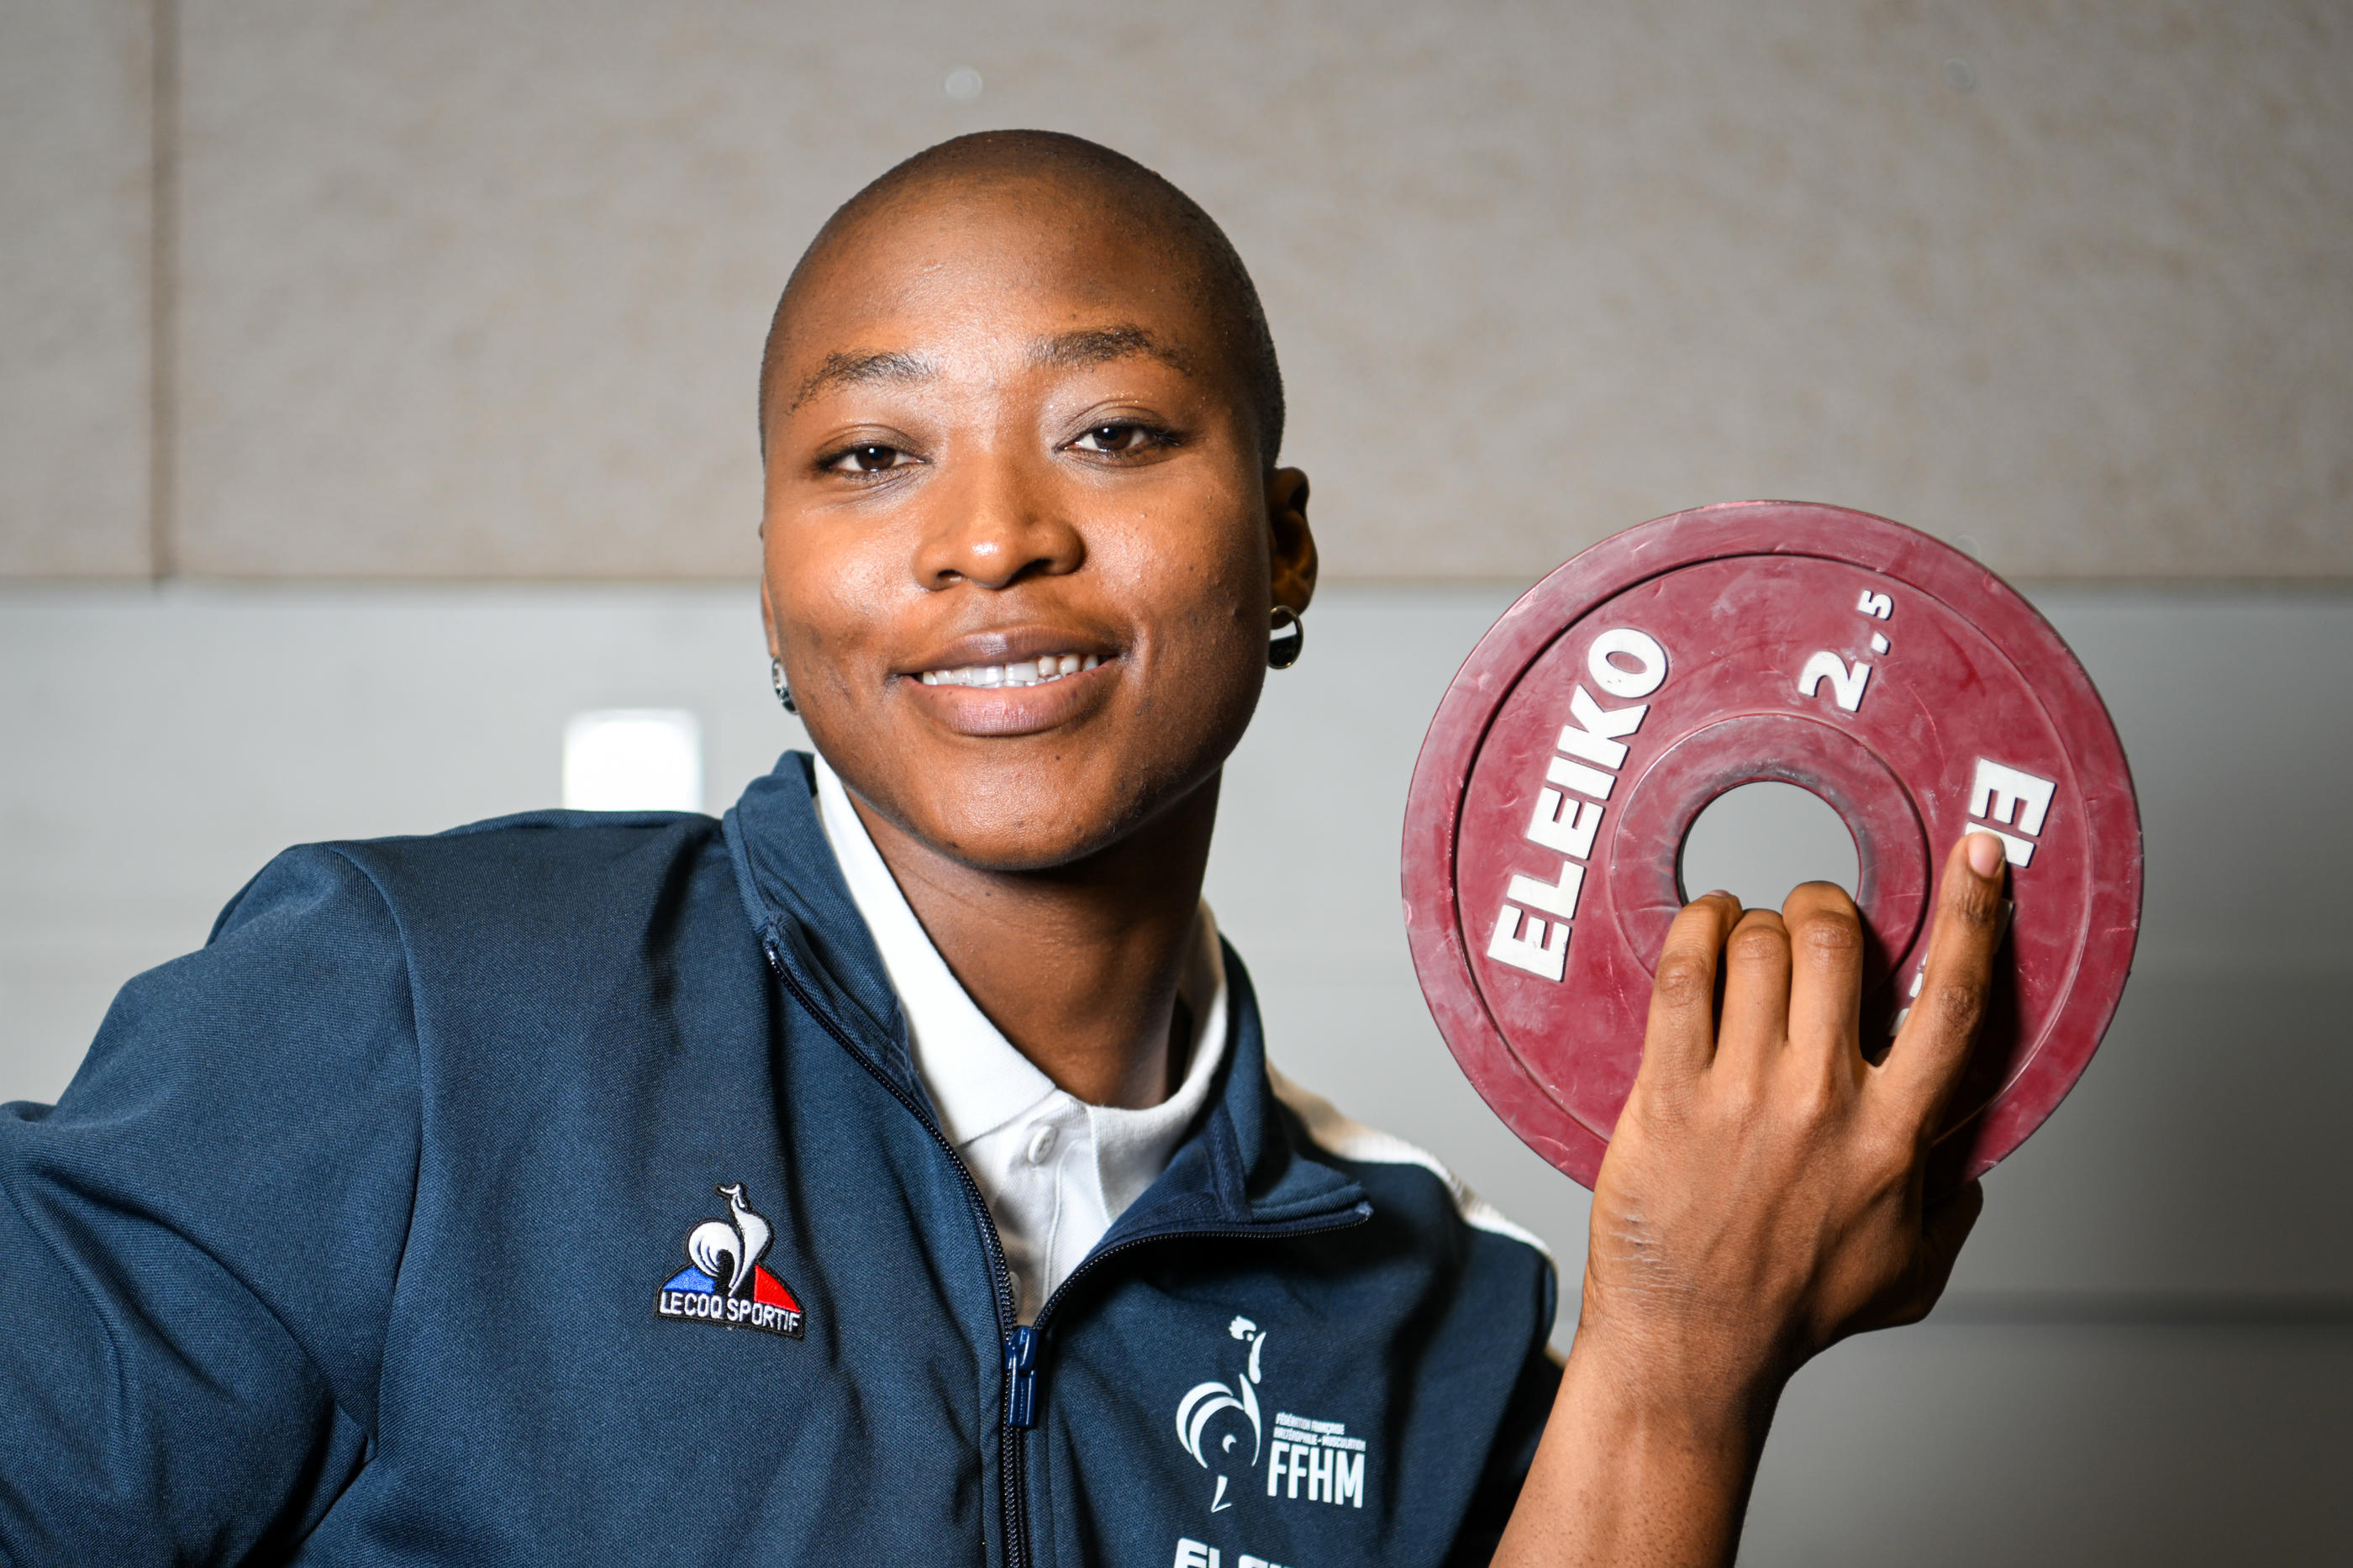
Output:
top-left (919, 653), bottom-right (1106, 689)
top-left (1002, 658), bottom-right (1056, 688)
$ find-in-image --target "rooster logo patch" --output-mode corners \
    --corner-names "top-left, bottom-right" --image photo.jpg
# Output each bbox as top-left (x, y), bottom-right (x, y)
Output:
top-left (654, 1182), bottom-right (804, 1339)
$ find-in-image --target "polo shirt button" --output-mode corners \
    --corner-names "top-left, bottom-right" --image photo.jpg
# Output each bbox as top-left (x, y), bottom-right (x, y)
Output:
top-left (1026, 1124), bottom-right (1058, 1164)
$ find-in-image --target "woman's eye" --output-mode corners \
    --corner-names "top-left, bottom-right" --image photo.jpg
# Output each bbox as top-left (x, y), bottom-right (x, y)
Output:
top-left (824, 444), bottom-right (913, 475)
top-left (1070, 424), bottom-right (1165, 455)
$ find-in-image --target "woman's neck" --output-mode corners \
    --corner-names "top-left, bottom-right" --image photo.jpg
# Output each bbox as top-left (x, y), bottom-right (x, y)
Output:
top-left (848, 772), bottom-right (1219, 1110)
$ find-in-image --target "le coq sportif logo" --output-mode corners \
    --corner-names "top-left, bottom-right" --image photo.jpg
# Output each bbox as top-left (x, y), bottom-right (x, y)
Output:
top-left (653, 1181), bottom-right (804, 1339)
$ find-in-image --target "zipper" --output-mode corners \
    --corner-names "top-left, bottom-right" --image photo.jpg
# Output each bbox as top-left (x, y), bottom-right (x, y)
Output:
top-left (760, 930), bottom-right (1371, 1568)
top-left (996, 1213), bottom-right (1369, 1568)
top-left (759, 936), bottom-right (1027, 1565)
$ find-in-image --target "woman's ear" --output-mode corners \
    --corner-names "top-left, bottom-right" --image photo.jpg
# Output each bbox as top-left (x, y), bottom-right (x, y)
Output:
top-left (1267, 468), bottom-right (1318, 614)
top-left (759, 572), bottom-right (784, 663)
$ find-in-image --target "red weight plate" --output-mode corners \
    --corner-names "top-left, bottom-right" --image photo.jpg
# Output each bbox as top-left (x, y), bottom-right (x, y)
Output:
top-left (1403, 502), bottom-right (2142, 1188)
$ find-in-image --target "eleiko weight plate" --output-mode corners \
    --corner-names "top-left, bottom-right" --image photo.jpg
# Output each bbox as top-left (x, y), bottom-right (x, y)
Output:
top-left (1403, 502), bottom-right (2142, 1188)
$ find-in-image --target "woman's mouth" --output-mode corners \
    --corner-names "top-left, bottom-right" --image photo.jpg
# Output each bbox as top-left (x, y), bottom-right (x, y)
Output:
top-left (918, 653), bottom-right (1103, 689)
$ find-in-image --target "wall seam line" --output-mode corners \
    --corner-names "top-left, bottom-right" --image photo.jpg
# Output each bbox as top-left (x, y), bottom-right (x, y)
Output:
top-left (147, 0), bottom-right (179, 581)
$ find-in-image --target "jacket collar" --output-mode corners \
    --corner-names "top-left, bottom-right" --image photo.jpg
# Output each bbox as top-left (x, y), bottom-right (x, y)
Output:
top-left (721, 751), bottom-right (1368, 1239)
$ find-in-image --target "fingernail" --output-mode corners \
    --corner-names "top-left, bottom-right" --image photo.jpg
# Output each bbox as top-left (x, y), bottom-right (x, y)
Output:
top-left (1966, 832), bottom-right (2004, 877)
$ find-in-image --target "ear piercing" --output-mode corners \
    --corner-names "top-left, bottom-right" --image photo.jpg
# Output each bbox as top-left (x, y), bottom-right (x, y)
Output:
top-left (1268, 606), bottom-right (1304, 670)
top-left (771, 658), bottom-right (798, 714)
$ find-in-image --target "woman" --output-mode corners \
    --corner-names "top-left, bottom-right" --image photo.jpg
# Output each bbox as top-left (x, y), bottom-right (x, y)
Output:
top-left (0, 131), bottom-right (2004, 1567)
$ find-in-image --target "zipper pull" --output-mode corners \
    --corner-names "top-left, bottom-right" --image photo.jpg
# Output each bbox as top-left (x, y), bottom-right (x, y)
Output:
top-left (1003, 1326), bottom-right (1040, 1429)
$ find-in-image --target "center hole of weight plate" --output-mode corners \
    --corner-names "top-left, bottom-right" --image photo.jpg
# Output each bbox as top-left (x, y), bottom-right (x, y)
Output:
top-left (1677, 781), bottom-right (1861, 913)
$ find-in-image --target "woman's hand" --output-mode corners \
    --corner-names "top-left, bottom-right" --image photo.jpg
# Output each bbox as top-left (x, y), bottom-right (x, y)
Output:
top-left (1584, 829), bottom-right (2006, 1407)
top-left (1497, 831), bottom-right (2010, 1567)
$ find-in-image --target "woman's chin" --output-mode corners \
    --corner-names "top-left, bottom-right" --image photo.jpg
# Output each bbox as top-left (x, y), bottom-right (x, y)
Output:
top-left (885, 761), bottom-right (1211, 876)
top-left (917, 803), bottom-right (1145, 874)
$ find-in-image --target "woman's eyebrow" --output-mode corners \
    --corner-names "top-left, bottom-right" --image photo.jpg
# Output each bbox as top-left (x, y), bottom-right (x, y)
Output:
top-left (1030, 324), bottom-right (1196, 376)
top-left (788, 350), bottom-right (934, 413)
top-left (787, 329), bottom-right (1191, 414)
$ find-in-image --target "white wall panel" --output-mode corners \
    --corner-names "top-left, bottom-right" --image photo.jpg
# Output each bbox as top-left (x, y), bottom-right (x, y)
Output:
top-left (1743, 1321), bottom-right (2353, 1565)
top-left (5, 583), bottom-right (2345, 1296)
top-left (4, 582), bottom-right (2348, 1554)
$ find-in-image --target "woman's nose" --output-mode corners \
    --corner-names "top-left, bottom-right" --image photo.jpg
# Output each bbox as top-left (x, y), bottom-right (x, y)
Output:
top-left (912, 455), bottom-right (1086, 591)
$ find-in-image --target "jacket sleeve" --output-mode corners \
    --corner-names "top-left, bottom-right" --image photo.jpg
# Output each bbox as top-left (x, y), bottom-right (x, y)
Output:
top-left (0, 845), bottom-right (421, 1564)
top-left (1448, 1302), bottom-right (1566, 1565)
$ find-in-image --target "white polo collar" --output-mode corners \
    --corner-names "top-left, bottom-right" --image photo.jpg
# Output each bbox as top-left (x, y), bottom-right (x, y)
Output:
top-left (812, 756), bottom-right (1229, 1318)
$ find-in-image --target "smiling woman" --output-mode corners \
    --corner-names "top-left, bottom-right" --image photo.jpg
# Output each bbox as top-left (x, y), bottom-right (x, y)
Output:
top-left (753, 137), bottom-right (1317, 1116)
top-left (0, 129), bottom-right (2010, 1568)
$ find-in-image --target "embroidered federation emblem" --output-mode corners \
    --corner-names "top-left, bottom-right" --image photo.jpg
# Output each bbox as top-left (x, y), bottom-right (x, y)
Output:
top-left (1176, 1317), bottom-right (1267, 1513)
top-left (654, 1182), bottom-right (804, 1339)
top-left (1173, 1316), bottom-right (1367, 1517)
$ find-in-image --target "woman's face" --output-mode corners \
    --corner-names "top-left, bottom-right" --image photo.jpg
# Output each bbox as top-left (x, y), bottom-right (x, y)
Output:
top-left (760, 182), bottom-right (1313, 872)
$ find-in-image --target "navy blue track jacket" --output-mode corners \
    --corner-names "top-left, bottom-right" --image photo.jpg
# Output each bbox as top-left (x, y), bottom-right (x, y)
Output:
top-left (0, 753), bottom-right (1560, 1566)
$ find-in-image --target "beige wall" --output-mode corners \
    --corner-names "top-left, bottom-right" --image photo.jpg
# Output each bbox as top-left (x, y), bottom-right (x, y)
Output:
top-left (0, 0), bottom-right (151, 577)
top-left (3, 1), bottom-right (2347, 582)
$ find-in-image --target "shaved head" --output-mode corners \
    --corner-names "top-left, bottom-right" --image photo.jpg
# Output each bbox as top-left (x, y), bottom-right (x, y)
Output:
top-left (760, 131), bottom-right (1285, 468)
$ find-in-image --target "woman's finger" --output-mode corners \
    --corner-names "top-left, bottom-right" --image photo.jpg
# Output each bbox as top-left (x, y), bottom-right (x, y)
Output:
top-left (1853, 1179), bottom-right (1987, 1334)
top-left (1782, 881), bottom-right (1866, 1071)
top-left (1879, 833), bottom-right (2009, 1123)
top-left (1920, 1179), bottom-right (1987, 1287)
top-left (1639, 892), bottom-right (1742, 1084)
top-left (1714, 908), bottom-right (1792, 1080)
top-left (1899, 1179), bottom-right (1985, 1328)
